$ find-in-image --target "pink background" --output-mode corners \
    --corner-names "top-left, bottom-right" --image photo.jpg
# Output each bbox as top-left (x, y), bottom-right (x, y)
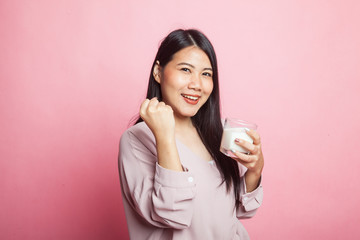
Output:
top-left (1, 0), bottom-right (360, 239)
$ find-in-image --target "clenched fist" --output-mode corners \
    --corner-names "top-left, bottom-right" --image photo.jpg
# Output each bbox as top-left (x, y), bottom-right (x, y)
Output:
top-left (140, 97), bottom-right (175, 141)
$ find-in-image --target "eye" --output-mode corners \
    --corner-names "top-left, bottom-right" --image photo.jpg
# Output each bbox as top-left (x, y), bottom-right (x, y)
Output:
top-left (181, 67), bottom-right (191, 73)
top-left (202, 72), bottom-right (212, 77)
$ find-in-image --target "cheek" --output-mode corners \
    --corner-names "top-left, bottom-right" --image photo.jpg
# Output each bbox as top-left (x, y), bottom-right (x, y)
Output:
top-left (160, 76), bottom-right (175, 92)
top-left (162, 72), bottom-right (182, 89)
top-left (205, 80), bottom-right (214, 95)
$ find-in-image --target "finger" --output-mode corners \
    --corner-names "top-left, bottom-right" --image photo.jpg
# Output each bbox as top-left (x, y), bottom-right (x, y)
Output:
top-left (157, 101), bottom-right (166, 108)
top-left (140, 99), bottom-right (150, 117)
top-left (247, 129), bottom-right (261, 145)
top-left (149, 97), bottom-right (159, 105)
top-left (234, 138), bottom-right (257, 154)
top-left (165, 104), bottom-right (173, 112)
top-left (148, 98), bottom-right (159, 111)
top-left (231, 150), bottom-right (255, 163)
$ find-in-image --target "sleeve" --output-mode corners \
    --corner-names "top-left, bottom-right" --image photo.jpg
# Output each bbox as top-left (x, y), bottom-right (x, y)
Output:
top-left (119, 128), bottom-right (196, 229)
top-left (236, 163), bottom-right (263, 219)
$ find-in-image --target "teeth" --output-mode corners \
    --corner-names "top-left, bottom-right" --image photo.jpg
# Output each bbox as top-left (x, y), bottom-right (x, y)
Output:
top-left (182, 95), bottom-right (199, 100)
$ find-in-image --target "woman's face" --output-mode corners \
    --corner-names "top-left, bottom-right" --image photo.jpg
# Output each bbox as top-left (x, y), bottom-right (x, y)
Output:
top-left (154, 46), bottom-right (214, 120)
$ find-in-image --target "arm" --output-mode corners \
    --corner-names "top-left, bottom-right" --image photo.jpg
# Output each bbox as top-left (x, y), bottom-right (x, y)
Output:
top-left (120, 97), bottom-right (196, 228)
top-left (231, 130), bottom-right (264, 218)
top-left (155, 133), bottom-right (183, 171)
top-left (236, 163), bottom-right (263, 218)
top-left (140, 98), bottom-right (183, 172)
top-left (232, 129), bottom-right (264, 192)
top-left (119, 127), bottom-right (196, 229)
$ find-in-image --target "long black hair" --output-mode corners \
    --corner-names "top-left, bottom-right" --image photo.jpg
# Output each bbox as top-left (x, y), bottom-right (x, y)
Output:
top-left (136, 29), bottom-right (241, 208)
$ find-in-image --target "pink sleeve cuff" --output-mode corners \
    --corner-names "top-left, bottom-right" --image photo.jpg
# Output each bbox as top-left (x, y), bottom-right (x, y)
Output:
top-left (240, 176), bottom-right (263, 212)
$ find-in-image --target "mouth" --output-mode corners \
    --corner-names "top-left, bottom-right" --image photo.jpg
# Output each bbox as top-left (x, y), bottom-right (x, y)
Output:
top-left (181, 94), bottom-right (200, 105)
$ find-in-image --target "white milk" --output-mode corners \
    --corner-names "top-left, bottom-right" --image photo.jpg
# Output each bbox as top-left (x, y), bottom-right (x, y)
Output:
top-left (220, 127), bottom-right (253, 155)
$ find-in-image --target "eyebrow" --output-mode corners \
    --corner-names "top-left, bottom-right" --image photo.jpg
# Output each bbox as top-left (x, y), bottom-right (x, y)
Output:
top-left (177, 62), bottom-right (213, 71)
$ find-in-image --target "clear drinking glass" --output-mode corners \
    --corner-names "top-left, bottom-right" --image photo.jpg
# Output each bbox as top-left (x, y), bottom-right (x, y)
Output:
top-left (220, 118), bottom-right (258, 157)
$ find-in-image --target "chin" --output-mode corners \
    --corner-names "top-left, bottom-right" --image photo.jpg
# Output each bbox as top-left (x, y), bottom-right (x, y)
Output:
top-left (184, 110), bottom-right (201, 118)
top-left (176, 109), bottom-right (200, 118)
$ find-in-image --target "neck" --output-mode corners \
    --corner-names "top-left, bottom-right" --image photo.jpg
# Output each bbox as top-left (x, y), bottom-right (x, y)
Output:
top-left (174, 114), bottom-right (195, 135)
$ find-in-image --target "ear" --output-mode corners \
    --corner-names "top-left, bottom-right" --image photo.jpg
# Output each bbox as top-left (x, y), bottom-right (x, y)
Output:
top-left (153, 60), bottom-right (161, 84)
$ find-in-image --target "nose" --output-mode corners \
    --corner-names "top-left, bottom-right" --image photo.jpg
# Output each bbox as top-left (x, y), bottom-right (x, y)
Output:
top-left (188, 74), bottom-right (202, 91)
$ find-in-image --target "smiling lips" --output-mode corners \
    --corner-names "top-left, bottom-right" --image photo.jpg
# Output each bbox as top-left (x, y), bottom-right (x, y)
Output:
top-left (181, 94), bottom-right (200, 105)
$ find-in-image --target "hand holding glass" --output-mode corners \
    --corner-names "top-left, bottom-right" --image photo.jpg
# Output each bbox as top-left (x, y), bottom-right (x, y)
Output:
top-left (220, 118), bottom-right (258, 157)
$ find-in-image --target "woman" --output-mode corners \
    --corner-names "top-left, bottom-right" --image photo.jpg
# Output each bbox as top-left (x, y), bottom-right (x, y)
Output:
top-left (118, 29), bottom-right (264, 240)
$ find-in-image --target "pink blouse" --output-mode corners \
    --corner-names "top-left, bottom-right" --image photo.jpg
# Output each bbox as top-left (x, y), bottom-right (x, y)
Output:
top-left (118, 122), bottom-right (263, 240)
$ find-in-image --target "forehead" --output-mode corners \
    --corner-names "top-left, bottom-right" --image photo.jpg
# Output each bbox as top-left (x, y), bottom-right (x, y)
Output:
top-left (171, 46), bottom-right (211, 66)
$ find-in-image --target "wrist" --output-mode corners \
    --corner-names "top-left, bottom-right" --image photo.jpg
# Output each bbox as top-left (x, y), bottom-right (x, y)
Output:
top-left (155, 134), bottom-right (182, 172)
top-left (154, 132), bottom-right (176, 145)
top-left (246, 168), bottom-right (262, 176)
top-left (245, 170), bottom-right (262, 192)
top-left (245, 170), bottom-right (262, 184)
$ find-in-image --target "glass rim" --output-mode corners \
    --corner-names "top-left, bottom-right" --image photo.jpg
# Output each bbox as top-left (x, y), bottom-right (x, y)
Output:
top-left (224, 118), bottom-right (258, 129)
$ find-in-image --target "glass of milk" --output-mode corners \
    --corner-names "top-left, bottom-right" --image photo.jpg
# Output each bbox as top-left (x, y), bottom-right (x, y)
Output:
top-left (220, 118), bottom-right (257, 157)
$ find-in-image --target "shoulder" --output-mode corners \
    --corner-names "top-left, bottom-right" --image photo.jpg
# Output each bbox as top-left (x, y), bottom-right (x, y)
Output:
top-left (120, 122), bottom-right (156, 152)
top-left (124, 121), bottom-right (154, 140)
